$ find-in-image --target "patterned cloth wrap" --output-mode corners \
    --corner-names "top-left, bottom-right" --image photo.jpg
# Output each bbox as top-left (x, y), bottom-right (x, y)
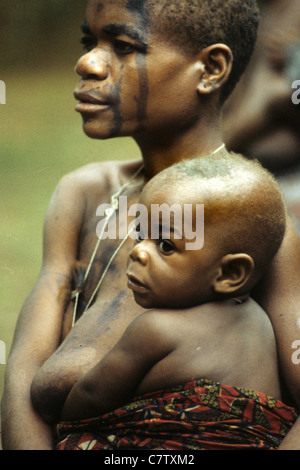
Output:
top-left (55, 379), bottom-right (298, 450)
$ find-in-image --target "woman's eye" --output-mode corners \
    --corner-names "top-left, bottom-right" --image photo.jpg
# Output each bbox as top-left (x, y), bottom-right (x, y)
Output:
top-left (159, 240), bottom-right (174, 254)
top-left (114, 40), bottom-right (136, 55)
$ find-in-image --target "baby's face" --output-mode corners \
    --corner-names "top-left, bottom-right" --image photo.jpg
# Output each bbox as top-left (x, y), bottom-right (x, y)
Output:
top-left (126, 182), bottom-right (223, 309)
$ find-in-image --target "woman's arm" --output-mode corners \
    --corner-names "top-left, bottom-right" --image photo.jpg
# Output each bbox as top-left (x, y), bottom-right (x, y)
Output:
top-left (61, 311), bottom-right (174, 421)
top-left (254, 217), bottom-right (300, 409)
top-left (277, 416), bottom-right (300, 450)
top-left (1, 173), bottom-right (85, 450)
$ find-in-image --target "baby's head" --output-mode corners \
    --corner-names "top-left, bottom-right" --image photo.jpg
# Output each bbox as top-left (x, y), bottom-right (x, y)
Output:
top-left (127, 152), bottom-right (286, 309)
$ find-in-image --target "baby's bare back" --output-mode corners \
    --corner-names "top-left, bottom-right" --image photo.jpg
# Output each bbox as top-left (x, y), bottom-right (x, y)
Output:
top-left (135, 298), bottom-right (281, 400)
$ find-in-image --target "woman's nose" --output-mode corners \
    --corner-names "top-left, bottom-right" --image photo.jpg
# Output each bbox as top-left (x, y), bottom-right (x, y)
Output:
top-left (75, 49), bottom-right (109, 80)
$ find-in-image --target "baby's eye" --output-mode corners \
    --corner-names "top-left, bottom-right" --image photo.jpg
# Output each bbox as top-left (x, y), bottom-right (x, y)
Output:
top-left (158, 240), bottom-right (174, 254)
top-left (113, 39), bottom-right (136, 55)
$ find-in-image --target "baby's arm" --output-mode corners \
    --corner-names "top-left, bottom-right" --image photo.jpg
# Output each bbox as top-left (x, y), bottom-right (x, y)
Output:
top-left (61, 310), bottom-right (175, 421)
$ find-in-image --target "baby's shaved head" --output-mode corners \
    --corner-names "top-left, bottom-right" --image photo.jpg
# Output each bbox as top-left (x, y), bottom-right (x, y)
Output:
top-left (145, 152), bottom-right (286, 285)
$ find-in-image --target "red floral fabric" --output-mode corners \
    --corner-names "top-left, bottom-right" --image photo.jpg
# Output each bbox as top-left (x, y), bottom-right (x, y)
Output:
top-left (55, 379), bottom-right (298, 450)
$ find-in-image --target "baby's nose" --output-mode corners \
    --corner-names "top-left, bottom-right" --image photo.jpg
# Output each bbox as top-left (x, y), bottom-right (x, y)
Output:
top-left (129, 242), bottom-right (149, 265)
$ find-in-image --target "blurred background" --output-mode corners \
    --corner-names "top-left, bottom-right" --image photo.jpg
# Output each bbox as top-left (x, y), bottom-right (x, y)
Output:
top-left (0, 0), bottom-right (300, 448)
top-left (223, 0), bottom-right (300, 232)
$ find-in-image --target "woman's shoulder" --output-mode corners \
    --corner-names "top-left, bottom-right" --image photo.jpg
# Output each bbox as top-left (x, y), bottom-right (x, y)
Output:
top-left (60, 159), bottom-right (144, 191)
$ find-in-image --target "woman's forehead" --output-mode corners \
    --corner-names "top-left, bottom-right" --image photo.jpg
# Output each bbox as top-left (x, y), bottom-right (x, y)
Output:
top-left (85, 0), bottom-right (155, 39)
top-left (87, 0), bottom-right (149, 18)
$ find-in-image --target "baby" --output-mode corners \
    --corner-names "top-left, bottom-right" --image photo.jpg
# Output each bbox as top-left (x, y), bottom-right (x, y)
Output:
top-left (61, 153), bottom-right (286, 421)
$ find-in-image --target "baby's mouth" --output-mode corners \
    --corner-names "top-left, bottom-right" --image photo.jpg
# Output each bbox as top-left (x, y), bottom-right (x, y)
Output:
top-left (126, 274), bottom-right (149, 293)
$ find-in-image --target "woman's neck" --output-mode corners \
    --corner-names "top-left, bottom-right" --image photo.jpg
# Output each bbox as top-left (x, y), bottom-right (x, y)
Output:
top-left (135, 117), bottom-right (224, 181)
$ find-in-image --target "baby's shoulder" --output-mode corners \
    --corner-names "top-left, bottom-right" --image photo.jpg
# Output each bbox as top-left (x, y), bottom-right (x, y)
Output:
top-left (129, 308), bottom-right (176, 332)
top-left (126, 309), bottom-right (183, 347)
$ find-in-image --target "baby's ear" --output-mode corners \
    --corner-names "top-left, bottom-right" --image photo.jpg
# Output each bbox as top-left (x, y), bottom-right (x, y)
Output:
top-left (212, 253), bottom-right (254, 295)
top-left (196, 43), bottom-right (233, 95)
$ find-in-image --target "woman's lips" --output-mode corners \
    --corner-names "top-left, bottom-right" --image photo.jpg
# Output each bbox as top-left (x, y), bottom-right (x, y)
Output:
top-left (75, 102), bottom-right (110, 113)
top-left (74, 91), bottom-right (111, 113)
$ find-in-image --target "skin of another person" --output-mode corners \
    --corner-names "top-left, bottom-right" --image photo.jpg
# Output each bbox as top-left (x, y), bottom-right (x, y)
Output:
top-left (2, 0), bottom-right (300, 450)
top-left (61, 167), bottom-right (283, 421)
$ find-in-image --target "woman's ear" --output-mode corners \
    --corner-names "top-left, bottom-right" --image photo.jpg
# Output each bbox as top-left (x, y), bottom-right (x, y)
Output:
top-left (213, 253), bottom-right (255, 295)
top-left (197, 43), bottom-right (233, 95)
